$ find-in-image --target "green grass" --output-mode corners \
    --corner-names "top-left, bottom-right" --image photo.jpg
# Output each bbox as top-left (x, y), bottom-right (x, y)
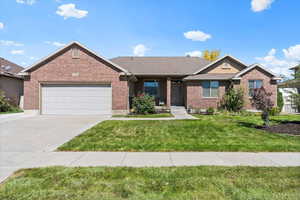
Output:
top-left (112, 113), bottom-right (173, 118)
top-left (1, 166), bottom-right (299, 200)
top-left (58, 115), bottom-right (300, 152)
top-left (0, 109), bottom-right (23, 114)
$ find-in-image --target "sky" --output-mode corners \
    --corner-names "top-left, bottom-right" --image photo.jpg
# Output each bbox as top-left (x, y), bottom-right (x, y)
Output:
top-left (0, 0), bottom-right (299, 77)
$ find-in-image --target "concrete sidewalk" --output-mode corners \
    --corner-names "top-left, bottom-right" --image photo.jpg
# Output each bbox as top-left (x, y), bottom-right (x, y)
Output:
top-left (1, 152), bottom-right (300, 183)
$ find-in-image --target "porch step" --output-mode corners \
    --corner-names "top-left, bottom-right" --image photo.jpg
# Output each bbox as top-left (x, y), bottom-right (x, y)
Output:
top-left (170, 106), bottom-right (196, 119)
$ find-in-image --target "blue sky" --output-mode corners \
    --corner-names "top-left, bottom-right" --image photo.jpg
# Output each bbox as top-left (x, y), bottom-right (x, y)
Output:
top-left (0, 0), bottom-right (299, 76)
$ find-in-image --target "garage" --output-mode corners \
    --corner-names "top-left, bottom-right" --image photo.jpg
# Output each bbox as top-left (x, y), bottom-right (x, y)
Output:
top-left (41, 84), bottom-right (112, 115)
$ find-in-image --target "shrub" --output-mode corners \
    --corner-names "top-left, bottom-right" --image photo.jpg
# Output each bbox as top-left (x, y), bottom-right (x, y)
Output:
top-left (220, 86), bottom-right (244, 112)
top-left (206, 107), bottom-right (215, 115)
top-left (0, 91), bottom-right (14, 112)
top-left (277, 89), bottom-right (284, 112)
top-left (251, 87), bottom-right (274, 127)
top-left (269, 107), bottom-right (281, 116)
top-left (132, 94), bottom-right (155, 114)
top-left (290, 93), bottom-right (300, 112)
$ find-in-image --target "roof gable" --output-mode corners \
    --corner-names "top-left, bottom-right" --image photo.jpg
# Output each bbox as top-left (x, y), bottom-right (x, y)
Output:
top-left (233, 64), bottom-right (280, 80)
top-left (192, 55), bottom-right (247, 75)
top-left (19, 41), bottom-right (129, 75)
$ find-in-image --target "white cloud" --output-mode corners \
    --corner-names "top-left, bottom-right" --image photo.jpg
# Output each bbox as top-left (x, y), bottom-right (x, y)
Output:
top-left (0, 22), bottom-right (4, 29)
top-left (184, 30), bottom-right (211, 42)
top-left (283, 44), bottom-right (300, 61)
top-left (16, 0), bottom-right (36, 5)
top-left (0, 40), bottom-right (24, 46)
top-left (185, 50), bottom-right (202, 57)
top-left (133, 44), bottom-right (148, 56)
top-left (10, 50), bottom-right (25, 55)
top-left (45, 41), bottom-right (66, 47)
top-left (56, 4), bottom-right (88, 19)
top-left (255, 47), bottom-right (299, 76)
top-left (251, 0), bottom-right (274, 12)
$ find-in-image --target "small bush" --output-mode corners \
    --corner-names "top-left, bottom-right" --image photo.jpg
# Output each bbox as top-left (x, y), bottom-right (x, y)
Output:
top-left (206, 107), bottom-right (215, 115)
top-left (269, 107), bottom-right (281, 116)
top-left (0, 91), bottom-right (14, 112)
top-left (220, 86), bottom-right (244, 112)
top-left (132, 94), bottom-right (155, 114)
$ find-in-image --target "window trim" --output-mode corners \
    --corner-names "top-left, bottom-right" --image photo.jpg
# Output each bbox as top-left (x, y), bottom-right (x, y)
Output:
top-left (248, 79), bottom-right (263, 97)
top-left (202, 80), bottom-right (219, 98)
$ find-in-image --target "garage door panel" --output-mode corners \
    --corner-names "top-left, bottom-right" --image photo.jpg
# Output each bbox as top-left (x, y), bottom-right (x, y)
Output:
top-left (42, 84), bottom-right (112, 115)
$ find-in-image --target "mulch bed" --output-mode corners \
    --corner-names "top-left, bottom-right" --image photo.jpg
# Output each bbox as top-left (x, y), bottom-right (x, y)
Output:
top-left (259, 121), bottom-right (300, 136)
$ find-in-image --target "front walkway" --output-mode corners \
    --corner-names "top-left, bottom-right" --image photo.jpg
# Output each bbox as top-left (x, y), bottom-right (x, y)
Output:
top-left (111, 106), bottom-right (196, 120)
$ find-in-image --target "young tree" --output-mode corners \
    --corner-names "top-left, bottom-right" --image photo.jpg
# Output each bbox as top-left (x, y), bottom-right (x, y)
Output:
top-left (277, 89), bottom-right (284, 112)
top-left (220, 85), bottom-right (244, 112)
top-left (251, 87), bottom-right (274, 127)
top-left (202, 50), bottom-right (220, 61)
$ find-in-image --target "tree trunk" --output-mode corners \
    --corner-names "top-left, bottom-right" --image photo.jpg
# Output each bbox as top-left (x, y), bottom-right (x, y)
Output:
top-left (262, 111), bottom-right (270, 127)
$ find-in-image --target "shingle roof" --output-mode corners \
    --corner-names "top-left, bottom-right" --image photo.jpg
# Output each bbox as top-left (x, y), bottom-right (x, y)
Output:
top-left (0, 57), bottom-right (23, 74)
top-left (0, 57), bottom-right (23, 79)
top-left (110, 56), bottom-right (210, 75)
top-left (184, 73), bottom-right (236, 80)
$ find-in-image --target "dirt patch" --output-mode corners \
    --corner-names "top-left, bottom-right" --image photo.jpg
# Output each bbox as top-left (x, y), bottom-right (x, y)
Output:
top-left (260, 121), bottom-right (300, 136)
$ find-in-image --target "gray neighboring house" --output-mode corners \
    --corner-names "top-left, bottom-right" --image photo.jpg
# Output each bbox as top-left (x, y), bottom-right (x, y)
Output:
top-left (0, 57), bottom-right (24, 107)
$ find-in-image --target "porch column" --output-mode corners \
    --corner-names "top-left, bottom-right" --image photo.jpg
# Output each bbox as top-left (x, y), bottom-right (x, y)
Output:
top-left (166, 78), bottom-right (171, 107)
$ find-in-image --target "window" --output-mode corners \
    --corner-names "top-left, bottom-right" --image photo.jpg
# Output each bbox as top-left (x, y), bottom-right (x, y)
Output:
top-left (249, 80), bottom-right (262, 97)
top-left (202, 81), bottom-right (219, 97)
top-left (144, 81), bottom-right (160, 97)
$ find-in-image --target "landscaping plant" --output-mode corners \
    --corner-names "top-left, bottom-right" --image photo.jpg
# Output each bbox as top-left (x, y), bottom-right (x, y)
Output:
top-left (132, 93), bottom-right (155, 114)
top-left (206, 107), bottom-right (215, 115)
top-left (0, 90), bottom-right (13, 112)
top-left (277, 89), bottom-right (284, 112)
top-left (290, 93), bottom-right (300, 112)
top-left (251, 87), bottom-right (274, 127)
top-left (220, 85), bottom-right (244, 112)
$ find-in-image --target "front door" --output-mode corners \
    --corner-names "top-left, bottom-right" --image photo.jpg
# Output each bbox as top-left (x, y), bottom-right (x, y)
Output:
top-left (171, 81), bottom-right (184, 106)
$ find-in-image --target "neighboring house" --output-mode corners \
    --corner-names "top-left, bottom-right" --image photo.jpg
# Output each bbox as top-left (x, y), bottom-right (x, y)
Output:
top-left (279, 88), bottom-right (298, 113)
top-left (278, 65), bottom-right (300, 113)
top-left (0, 57), bottom-right (24, 107)
top-left (19, 41), bottom-right (280, 115)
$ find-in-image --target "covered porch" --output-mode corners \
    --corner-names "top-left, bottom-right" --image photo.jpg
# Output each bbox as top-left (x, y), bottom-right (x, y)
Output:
top-left (129, 76), bottom-right (186, 108)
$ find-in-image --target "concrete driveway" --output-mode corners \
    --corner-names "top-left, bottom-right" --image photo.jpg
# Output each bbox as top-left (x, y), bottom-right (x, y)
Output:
top-left (0, 115), bottom-right (108, 152)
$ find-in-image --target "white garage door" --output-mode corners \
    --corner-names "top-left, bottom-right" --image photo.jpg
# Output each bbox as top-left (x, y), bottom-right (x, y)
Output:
top-left (41, 84), bottom-right (112, 115)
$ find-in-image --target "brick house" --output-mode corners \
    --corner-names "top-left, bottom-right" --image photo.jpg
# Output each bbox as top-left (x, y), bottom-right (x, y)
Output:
top-left (19, 41), bottom-right (280, 115)
top-left (0, 57), bottom-right (24, 106)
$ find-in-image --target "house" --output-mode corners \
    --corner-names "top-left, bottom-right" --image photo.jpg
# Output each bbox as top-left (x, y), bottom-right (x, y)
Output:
top-left (278, 65), bottom-right (300, 113)
top-left (0, 57), bottom-right (24, 107)
top-left (19, 41), bottom-right (280, 115)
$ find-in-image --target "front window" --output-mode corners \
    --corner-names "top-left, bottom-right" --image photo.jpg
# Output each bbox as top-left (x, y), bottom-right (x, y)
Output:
top-left (144, 81), bottom-right (160, 97)
top-left (202, 81), bottom-right (219, 97)
top-left (249, 80), bottom-right (262, 97)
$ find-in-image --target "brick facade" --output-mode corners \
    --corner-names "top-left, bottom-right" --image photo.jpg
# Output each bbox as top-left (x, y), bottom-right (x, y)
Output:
top-left (186, 80), bottom-right (228, 109)
top-left (24, 45), bottom-right (128, 113)
top-left (185, 67), bottom-right (277, 110)
top-left (238, 67), bottom-right (277, 109)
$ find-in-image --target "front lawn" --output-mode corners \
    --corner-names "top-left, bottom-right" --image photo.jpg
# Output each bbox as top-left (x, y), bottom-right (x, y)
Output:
top-left (58, 115), bottom-right (300, 152)
top-left (112, 113), bottom-right (173, 118)
top-left (0, 166), bottom-right (299, 200)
